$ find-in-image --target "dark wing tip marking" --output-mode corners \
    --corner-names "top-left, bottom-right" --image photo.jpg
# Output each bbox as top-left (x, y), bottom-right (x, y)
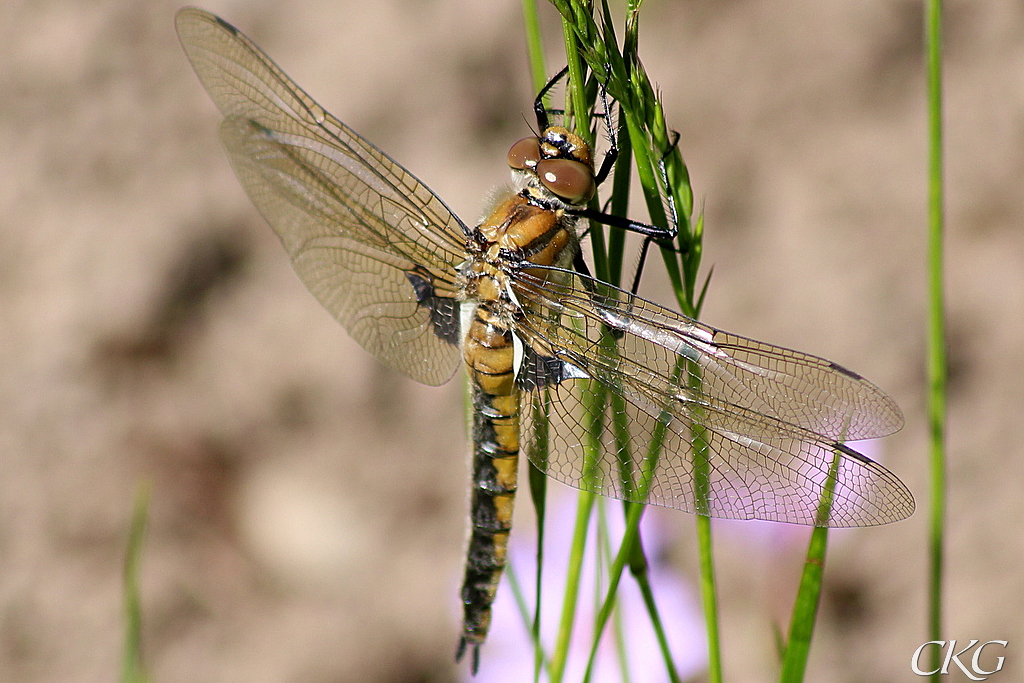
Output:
top-left (177, 8), bottom-right (241, 38)
top-left (828, 360), bottom-right (864, 381)
top-left (212, 14), bottom-right (239, 35)
top-left (833, 442), bottom-right (916, 525)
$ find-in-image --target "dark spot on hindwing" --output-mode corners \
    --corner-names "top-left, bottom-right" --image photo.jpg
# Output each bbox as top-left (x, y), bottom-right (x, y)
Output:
top-left (516, 341), bottom-right (589, 391)
top-left (406, 269), bottom-right (461, 346)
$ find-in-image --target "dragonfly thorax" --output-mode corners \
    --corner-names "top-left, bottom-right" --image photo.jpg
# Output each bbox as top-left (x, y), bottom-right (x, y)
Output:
top-left (472, 192), bottom-right (578, 280)
top-left (456, 185), bottom-right (581, 338)
top-left (459, 126), bottom-right (592, 311)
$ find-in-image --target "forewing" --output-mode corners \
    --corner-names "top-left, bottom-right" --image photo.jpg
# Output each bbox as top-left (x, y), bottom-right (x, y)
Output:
top-left (514, 269), bottom-right (913, 527)
top-left (176, 8), bottom-right (465, 385)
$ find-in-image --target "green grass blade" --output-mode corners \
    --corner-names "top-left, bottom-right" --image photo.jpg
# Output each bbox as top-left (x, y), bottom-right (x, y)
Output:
top-left (924, 0), bottom-right (947, 675)
top-left (594, 503), bottom-right (634, 683)
top-left (521, 0), bottom-right (549, 93)
top-left (580, 364), bottom-right (681, 682)
top-left (579, 501), bottom-right (646, 683)
top-left (550, 489), bottom-right (597, 683)
top-left (579, 16), bottom-right (678, 673)
top-left (527, 403), bottom-right (551, 681)
top-left (778, 526), bottom-right (829, 683)
top-left (121, 482), bottom-right (151, 683)
top-left (521, 9), bottom-right (551, 679)
top-left (505, 558), bottom-right (551, 678)
top-left (605, 100), bottom-right (632, 289)
top-left (779, 449), bottom-right (842, 682)
top-left (547, 24), bottom-right (603, 683)
top-left (629, 536), bottom-right (683, 683)
top-left (695, 516), bottom-right (722, 683)
top-left (548, 3), bottom-right (715, 681)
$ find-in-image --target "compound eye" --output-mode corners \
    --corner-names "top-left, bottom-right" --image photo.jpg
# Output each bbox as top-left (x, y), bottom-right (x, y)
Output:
top-left (507, 137), bottom-right (542, 171)
top-left (536, 158), bottom-right (595, 203)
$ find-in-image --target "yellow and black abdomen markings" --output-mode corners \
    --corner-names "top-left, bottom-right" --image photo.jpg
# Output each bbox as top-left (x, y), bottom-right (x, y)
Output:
top-left (456, 189), bottom-right (579, 671)
top-left (457, 306), bottom-right (521, 671)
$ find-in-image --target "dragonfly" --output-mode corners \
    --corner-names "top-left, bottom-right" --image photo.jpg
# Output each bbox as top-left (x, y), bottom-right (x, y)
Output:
top-left (176, 7), bottom-right (914, 673)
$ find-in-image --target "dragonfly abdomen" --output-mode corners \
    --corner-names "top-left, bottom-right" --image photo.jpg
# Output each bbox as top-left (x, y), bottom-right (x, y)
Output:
top-left (458, 308), bottom-right (521, 671)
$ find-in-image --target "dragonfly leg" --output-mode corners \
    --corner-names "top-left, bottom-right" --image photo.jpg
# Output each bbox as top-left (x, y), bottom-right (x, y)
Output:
top-left (533, 66), bottom-right (570, 131)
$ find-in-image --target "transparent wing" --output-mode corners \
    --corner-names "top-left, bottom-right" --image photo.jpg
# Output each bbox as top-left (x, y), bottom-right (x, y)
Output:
top-left (513, 269), bottom-right (913, 527)
top-left (176, 8), bottom-right (466, 385)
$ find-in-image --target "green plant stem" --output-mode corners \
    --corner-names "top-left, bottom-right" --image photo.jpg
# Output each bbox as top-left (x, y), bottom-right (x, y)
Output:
top-left (549, 4), bottom-right (716, 682)
top-left (580, 502), bottom-right (647, 683)
top-left (592, 502), bottom-right (628, 682)
top-left (630, 536), bottom-right (683, 683)
top-left (122, 482), bottom-right (151, 683)
top-left (695, 515), bottom-right (723, 683)
top-left (521, 8), bottom-right (551, 681)
top-left (506, 559), bottom-right (551, 677)
top-left (544, 4), bottom-right (717, 681)
top-left (779, 449), bottom-right (842, 682)
top-left (925, 0), bottom-right (946, 676)
top-left (779, 527), bottom-right (829, 683)
top-left (522, 0), bottom-right (548, 93)
top-left (550, 490), bottom-right (597, 683)
top-left (547, 24), bottom-right (604, 683)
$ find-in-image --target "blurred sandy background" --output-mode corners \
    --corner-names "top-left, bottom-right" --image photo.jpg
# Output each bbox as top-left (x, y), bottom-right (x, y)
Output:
top-left (2, 0), bottom-right (1022, 681)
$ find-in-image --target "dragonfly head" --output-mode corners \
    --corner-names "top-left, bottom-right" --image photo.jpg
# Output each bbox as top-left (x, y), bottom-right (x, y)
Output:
top-left (507, 126), bottom-right (595, 205)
